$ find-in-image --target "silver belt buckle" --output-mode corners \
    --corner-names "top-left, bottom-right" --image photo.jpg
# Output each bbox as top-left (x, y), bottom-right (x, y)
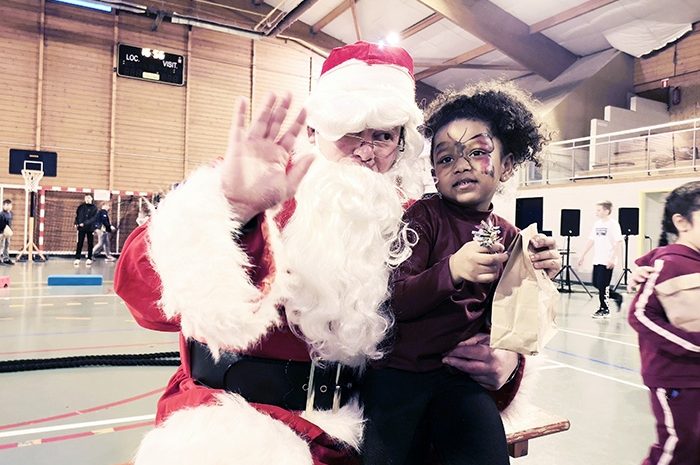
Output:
top-left (305, 360), bottom-right (317, 414)
top-left (331, 364), bottom-right (342, 413)
top-left (304, 360), bottom-right (344, 414)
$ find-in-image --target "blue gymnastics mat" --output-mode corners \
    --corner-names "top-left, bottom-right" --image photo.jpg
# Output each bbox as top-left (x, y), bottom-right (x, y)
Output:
top-left (47, 275), bottom-right (103, 286)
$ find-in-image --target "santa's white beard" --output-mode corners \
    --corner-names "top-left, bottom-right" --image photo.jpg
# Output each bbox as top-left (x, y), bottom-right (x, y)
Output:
top-left (278, 157), bottom-right (413, 367)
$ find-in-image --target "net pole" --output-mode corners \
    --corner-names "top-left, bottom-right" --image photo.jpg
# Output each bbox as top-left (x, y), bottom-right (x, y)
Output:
top-left (16, 170), bottom-right (46, 262)
top-left (23, 190), bottom-right (29, 253)
top-left (38, 189), bottom-right (46, 251)
top-left (116, 194), bottom-right (121, 254)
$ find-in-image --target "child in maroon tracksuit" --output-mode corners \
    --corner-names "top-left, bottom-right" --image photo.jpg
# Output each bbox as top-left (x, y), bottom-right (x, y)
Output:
top-left (628, 180), bottom-right (700, 465)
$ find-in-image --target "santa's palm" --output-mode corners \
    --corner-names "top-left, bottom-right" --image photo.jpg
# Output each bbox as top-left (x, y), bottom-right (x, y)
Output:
top-left (221, 93), bottom-right (314, 223)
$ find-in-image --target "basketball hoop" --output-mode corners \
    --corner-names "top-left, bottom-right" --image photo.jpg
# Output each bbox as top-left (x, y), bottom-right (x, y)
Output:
top-left (21, 169), bottom-right (44, 193)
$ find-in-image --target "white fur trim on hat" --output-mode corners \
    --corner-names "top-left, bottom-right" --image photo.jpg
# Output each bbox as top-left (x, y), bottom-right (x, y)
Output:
top-left (306, 58), bottom-right (420, 142)
top-left (147, 164), bottom-right (280, 359)
top-left (132, 394), bottom-right (313, 465)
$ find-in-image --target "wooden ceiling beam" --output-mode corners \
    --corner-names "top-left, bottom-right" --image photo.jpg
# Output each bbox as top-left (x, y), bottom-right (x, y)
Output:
top-left (349, 0), bottom-right (362, 41)
top-left (417, 0), bottom-right (577, 81)
top-left (183, 0), bottom-right (344, 54)
top-left (266, 0), bottom-right (321, 36)
top-left (400, 12), bottom-right (443, 39)
top-left (529, 0), bottom-right (617, 33)
top-left (310, 0), bottom-right (358, 34)
top-left (415, 43), bottom-right (495, 80)
top-left (415, 62), bottom-right (528, 71)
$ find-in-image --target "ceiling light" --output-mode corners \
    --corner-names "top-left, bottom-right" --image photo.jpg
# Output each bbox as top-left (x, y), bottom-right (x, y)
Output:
top-left (52, 0), bottom-right (112, 13)
top-left (386, 32), bottom-right (400, 46)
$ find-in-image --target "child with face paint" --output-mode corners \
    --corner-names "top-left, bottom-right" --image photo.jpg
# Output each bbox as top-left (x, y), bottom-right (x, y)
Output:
top-left (361, 82), bottom-right (552, 465)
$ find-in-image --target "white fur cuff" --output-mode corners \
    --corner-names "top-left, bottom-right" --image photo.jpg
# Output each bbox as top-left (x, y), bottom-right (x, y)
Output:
top-left (147, 165), bottom-right (280, 358)
top-left (133, 394), bottom-right (313, 465)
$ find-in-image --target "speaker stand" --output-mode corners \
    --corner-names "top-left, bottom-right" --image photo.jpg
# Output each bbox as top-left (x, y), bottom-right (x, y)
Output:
top-left (613, 234), bottom-right (633, 292)
top-left (553, 235), bottom-right (593, 297)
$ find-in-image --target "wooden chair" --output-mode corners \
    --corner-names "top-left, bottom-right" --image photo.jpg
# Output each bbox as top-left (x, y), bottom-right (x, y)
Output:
top-left (115, 407), bottom-right (570, 463)
top-left (503, 407), bottom-right (570, 458)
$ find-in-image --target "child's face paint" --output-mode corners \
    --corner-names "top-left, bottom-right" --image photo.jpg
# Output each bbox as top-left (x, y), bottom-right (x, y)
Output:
top-left (448, 132), bottom-right (495, 177)
top-left (431, 119), bottom-right (513, 211)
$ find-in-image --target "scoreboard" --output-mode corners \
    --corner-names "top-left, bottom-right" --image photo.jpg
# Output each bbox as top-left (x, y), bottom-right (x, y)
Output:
top-left (117, 43), bottom-right (185, 86)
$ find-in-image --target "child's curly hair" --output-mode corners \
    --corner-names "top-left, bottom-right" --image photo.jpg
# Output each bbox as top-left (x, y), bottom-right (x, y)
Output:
top-left (422, 81), bottom-right (549, 167)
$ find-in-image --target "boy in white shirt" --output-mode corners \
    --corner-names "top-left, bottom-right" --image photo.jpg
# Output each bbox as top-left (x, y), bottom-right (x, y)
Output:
top-left (578, 200), bottom-right (624, 318)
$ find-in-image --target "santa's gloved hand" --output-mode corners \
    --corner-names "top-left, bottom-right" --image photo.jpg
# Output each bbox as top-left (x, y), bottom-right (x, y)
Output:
top-left (443, 333), bottom-right (519, 391)
top-left (220, 93), bottom-right (315, 224)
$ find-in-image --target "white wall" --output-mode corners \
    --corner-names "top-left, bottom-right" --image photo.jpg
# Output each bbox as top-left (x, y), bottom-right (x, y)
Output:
top-left (493, 174), bottom-right (696, 283)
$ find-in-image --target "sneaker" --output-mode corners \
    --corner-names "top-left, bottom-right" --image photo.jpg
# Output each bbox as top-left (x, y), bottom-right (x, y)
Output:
top-left (73, 259), bottom-right (80, 266)
top-left (86, 259), bottom-right (92, 266)
top-left (613, 293), bottom-right (623, 312)
top-left (3, 259), bottom-right (15, 266)
top-left (105, 256), bottom-right (116, 262)
top-left (592, 308), bottom-right (610, 319)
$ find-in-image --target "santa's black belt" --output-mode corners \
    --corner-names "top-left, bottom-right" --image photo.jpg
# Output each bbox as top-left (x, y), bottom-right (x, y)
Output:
top-left (189, 340), bottom-right (357, 412)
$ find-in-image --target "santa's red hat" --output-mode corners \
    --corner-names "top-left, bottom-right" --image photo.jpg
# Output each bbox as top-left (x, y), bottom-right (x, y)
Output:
top-left (320, 40), bottom-right (415, 79)
top-left (306, 41), bottom-right (420, 142)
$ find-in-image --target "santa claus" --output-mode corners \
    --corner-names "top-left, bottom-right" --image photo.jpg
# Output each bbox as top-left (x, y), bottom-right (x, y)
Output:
top-left (115, 41), bottom-right (531, 465)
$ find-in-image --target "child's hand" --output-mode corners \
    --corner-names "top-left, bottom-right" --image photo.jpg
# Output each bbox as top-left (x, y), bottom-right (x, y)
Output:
top-left (628, 265), bottom-right (654, 293)
top-left (448, 241), bottom-right (509, 285)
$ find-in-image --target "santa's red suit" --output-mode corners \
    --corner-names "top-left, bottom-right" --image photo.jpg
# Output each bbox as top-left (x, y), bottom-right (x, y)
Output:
top-left (116, 192), bottom-right (361, 464)
top-left (114, 41), bottom-right (525, 465)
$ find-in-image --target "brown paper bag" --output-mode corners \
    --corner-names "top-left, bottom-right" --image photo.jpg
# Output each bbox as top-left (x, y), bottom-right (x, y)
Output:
top-left (490, 223), bottom-right (559, 355)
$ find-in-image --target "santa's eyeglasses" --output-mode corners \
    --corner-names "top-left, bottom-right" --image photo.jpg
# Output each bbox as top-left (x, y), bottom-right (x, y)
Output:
top-left (337, 127), bottom-right (406, 158)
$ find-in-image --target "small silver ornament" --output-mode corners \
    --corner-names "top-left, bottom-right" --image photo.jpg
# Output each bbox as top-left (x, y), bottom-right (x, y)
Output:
top-left (472, 220), bottom-right (501, 248)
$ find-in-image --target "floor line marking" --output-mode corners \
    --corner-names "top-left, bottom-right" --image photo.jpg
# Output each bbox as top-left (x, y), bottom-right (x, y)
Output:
top-left (0, 341), bottom-right (176, 356)
top-left (38, 303), bottom-right (54, 307)
top-left (9, 305), bottom-right (24, 308)
top-left (0, 328), bottom-right (145, 338)
top-left (557, 328), bottom-right (639, 347)
top-left (559, 326), bottom-right (636, 338)
top-left (0, 420), bottom-right (152, 450)
top-left (545, 347), bottom-right (638, 372)
top-left (1, 294), bottom-right (118, 301)
top-left (65, 303), bottom-right (82, 306)
top-left (547, 360), bottom-right (647, 390)
top-left (54, 317), bottom-right (91, 321)
top-left (0, 414), bottom-right (155, 439)
top-left (92, 302), bottom-right (108, 305)
top-left (0, 388), bottom-right (163, 431)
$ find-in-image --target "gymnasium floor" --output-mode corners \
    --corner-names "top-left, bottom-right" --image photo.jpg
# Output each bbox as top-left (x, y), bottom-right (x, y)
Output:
top-left (0, 259), bottom-right (654, 465)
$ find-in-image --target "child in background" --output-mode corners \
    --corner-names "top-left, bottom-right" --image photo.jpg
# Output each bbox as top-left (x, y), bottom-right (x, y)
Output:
top-left (577, 200), bottom-right (624, 318)
top-left (628, 180), bottom-right (700, 465)
top-left (92, 202), bottom-right (117, 261)
top-left (361, 82), bottom-right (560, 465)
top-left (0, 199), bottom-right (14, 265)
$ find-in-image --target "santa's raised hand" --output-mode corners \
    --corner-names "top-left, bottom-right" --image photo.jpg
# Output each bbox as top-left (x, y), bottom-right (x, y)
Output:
top-left (221, 93), bottom-right (315, 224)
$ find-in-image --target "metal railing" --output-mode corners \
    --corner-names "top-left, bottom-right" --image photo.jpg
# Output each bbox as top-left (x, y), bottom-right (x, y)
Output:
top-left (521, 117), bottom-right (699, 185)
